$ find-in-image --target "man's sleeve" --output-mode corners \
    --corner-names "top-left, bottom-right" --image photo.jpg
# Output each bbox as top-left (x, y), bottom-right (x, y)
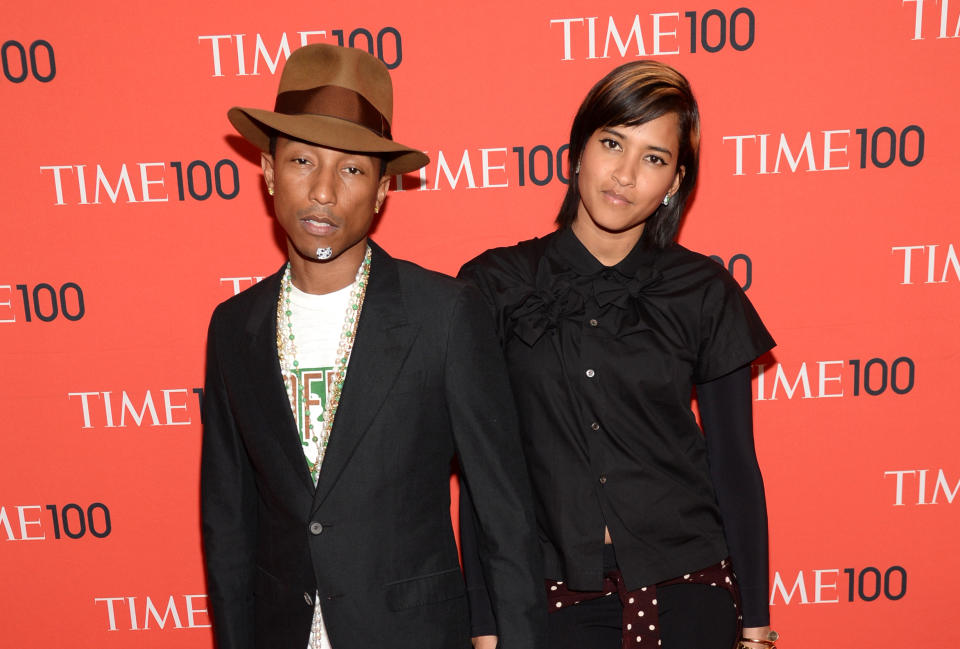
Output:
top-left (200, 310), bottom-right (258, 649)
top-left (444, 285), bottom-right (547, 649)
top-left (458, 482), bottom-right (498, 637)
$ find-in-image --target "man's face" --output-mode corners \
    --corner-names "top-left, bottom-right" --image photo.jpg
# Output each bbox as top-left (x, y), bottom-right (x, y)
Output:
top-left (261, 136), bottom-right (389, 264)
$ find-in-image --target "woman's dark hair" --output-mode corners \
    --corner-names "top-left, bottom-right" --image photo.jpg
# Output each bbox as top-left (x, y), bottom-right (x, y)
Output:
top-left (557, 61), bottom-right (701, 248)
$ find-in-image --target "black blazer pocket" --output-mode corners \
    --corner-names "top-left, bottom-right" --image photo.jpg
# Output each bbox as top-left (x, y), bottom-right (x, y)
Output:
top-left (255, 565), bottom-right (309, 608)
top-left (255, 564), bottom-right (283, 592)
top-left (384, 567), bottom-right (466, 611)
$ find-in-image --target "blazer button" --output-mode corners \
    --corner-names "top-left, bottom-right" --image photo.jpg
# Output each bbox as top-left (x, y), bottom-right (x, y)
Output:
top-left (309, 521), bottom-right (323, 535)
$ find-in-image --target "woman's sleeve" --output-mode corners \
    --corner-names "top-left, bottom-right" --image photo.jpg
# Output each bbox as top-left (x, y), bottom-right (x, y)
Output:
top-left (695, 269), bottom-right (775, 383)
top-left (696, 364), bottom-right (770, 627)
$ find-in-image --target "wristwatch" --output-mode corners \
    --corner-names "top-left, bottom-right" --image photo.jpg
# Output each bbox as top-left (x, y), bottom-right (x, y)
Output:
top-left (739, 630), bottom-right (779, 648)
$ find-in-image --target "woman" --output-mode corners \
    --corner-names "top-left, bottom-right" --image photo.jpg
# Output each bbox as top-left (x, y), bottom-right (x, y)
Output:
top-left (459, 61), bottom-right (777, 649)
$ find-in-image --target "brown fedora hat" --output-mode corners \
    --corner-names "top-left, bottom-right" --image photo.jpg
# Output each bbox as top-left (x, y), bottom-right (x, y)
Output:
top-left (228, 44), bottom-right (429, 175)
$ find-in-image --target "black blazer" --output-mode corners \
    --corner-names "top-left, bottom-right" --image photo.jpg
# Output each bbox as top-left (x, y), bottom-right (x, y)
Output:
top-left (201, 242), bottom-right (546, 649)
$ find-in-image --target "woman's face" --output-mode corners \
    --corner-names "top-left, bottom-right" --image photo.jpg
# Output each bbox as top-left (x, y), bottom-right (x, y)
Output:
top-left (574, 113), bottom-right (683, 238)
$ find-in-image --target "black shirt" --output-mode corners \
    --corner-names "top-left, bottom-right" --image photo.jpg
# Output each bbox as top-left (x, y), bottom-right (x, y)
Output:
top-left (458, 227), bottom-right (775, 626)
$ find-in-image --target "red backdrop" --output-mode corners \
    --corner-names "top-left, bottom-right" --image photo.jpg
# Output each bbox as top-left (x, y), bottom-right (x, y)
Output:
top-left (2, 1), bottom-right (958, 647)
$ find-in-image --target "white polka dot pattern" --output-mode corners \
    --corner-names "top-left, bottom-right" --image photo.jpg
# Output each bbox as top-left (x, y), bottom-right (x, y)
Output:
top-left (544, 557), bottom-right (742, 648)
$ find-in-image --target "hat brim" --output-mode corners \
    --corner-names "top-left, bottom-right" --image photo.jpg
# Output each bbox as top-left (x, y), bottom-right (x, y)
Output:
top-left (228, 106), bottom-right (429, 175)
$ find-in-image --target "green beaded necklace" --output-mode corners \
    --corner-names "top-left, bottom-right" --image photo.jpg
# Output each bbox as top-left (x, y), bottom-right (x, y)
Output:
top-left (276, 245), bottom-right (372, 482)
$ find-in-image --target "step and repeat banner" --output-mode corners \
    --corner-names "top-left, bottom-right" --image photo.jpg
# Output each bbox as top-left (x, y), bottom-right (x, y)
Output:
top-left (2, 1), bottom-right (957, 647)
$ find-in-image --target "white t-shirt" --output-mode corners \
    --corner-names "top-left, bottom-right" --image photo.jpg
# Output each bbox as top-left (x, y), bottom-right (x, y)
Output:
top-left (284, 280), bottom-right (355, 649)
top-left (285, 281), bottom-right (353, 473)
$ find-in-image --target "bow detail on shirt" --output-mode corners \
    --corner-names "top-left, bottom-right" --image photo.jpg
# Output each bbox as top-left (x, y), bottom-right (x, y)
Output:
top-left (508, 264), bottom-right (662, 347)
top-left (592, 266), bottom-right (662, 309)
top-left (509, 274), bottom-right (584, 347)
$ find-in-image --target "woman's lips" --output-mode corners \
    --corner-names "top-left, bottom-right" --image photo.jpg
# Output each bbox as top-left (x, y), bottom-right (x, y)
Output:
top-left (602, 189), bottom-right (632, 205)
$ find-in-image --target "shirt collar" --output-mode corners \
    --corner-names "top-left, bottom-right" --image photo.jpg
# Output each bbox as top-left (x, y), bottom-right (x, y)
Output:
top-left (550, 226), bottom-right (660, 278)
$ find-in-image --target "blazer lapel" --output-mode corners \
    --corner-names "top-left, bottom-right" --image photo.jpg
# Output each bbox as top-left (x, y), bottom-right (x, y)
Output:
top-left (313, 244), bottom-right (419, 510)
top-left (244, 265), bottom-right (316, 496)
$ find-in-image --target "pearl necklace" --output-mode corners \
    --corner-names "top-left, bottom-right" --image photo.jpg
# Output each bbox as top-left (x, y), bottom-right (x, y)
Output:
top-left (276, 245), bottom-right (372, 483)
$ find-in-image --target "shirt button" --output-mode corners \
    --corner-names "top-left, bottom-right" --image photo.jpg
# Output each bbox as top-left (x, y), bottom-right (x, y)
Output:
top-left (589, 318), bottom-right (599, 327)
top-left (599, 475), bottom-right (607, 484)
top-left (585, 369), bottom-right (595, 378)
top-left (591, 422), bottom-right (600, 431)
top-left (309, 521), bottom-right (323, 535)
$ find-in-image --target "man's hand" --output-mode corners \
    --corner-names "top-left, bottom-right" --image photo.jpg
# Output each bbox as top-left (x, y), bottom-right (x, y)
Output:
top-left (471, 635), bottom-right (498, 649)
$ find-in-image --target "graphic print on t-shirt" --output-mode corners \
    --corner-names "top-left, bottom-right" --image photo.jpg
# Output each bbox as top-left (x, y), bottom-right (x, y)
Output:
top-left (286, 366), bottom-right (335, 472)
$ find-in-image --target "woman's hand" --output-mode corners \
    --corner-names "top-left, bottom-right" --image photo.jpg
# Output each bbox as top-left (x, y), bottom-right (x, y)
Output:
top-left (471, 635), bottom-right (498, 649)
top-left (739, 626), bottom-right (775, 649)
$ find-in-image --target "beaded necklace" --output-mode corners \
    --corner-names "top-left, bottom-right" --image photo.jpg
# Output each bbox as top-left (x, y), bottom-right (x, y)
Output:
top-left (276, 245), bottom-right (372, 483)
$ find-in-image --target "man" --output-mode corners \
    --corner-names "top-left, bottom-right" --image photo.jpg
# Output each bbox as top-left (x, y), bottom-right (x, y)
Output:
top-left (200, 44), bottom-right (544, 649)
